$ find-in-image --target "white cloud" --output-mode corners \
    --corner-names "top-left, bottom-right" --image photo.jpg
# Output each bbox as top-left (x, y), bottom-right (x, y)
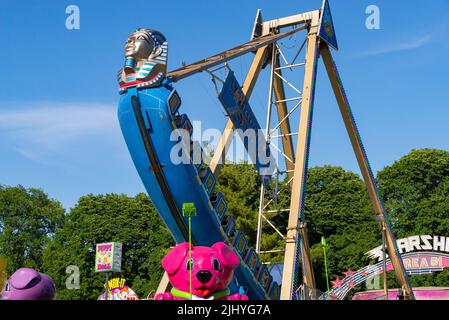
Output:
top-left (362, 34), bottom-right (433, 56)
top-left (0, 102), bottom-right (121, 163)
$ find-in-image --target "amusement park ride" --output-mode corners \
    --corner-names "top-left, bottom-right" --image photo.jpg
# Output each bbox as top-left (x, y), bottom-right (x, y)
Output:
top-left (116, 0), bottom-right (415, 300)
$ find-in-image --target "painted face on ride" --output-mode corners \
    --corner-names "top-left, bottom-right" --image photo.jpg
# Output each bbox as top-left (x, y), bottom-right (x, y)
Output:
top-left (125, 31), bottom-right (156, 60)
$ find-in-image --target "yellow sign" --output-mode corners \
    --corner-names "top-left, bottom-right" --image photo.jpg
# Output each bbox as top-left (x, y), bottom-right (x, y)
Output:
top-left (98, 278), bottom-right (139, 300)
top-left (104, 278), bottom-right (126, 290)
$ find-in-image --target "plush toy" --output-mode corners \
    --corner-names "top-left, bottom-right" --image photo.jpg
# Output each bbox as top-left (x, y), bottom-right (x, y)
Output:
top-left (155, 242), bottom-right (248, 300)
top-left (1, 268), bottom-right (56, 300)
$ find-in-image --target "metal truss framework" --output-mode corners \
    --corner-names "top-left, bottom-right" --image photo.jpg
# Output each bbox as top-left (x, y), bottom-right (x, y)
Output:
top-left (156, 0), bottom-right (415, 301)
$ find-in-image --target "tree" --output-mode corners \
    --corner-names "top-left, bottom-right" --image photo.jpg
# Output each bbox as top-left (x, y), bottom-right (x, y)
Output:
top-left (215, 163), bottom-right (379, 292)
top-left (311, 225), bottom-right (381, 293)
top-left (377, 149), bottom-right (449, 237)
top-left (376, 149), bottom-right (449, 289)
top-left (302, 166), bottom-right (380, 291)
top-left (303, 166), bottom-right (376, 245)
top-left (3, 148), bottom-right (447, 299)
top-left (216, 163), bottom-right (261, 243)
top-left (0, 185), bottom-right (65, 274)
top-left (42, 193), bottom-right (173, 300)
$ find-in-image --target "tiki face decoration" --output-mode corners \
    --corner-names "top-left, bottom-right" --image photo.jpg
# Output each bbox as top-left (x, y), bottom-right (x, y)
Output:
top-left (118, 28), bottom-right (168, 92)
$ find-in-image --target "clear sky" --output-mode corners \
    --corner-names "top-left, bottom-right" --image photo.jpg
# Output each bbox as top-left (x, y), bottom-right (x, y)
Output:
top-left (1, 0), bottom-right (448, 210)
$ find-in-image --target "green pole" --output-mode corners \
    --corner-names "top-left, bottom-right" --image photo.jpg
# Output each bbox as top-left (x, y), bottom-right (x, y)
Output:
top-left (182, 203), bottom-right (197, 300)
top-left (321, 236), bottom-right (330, 299)
top-left (189, 215), bottom-right (192, 298)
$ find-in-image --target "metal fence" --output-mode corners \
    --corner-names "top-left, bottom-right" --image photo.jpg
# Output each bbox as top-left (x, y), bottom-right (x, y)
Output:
top-left (296, 284), bottom-right (326, 300)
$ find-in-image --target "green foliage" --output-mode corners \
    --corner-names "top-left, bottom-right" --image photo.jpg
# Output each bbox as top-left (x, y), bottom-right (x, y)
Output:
top-left (302, 166), bottom-right (381, 291)
top-left (216, 163), bottom-right (261, 243)
top-left (312, 226), bottom-right (380, 290)
top-left (0, 185), bottom-right (65, 274)
top-left (215, 163), bottom-right (379, 291)
top-left (377, 149), bottom-right (449, 237)
top-left (377, 149), bottom-right (449, 289)
top-left (41, 193), bottom-right (173, 300)
top-left (215, 150), bottom-right (449, 294)
top-left (303, 166), bottom-right (375, 244)
top-left (1, 148), bottom-right (448, 299)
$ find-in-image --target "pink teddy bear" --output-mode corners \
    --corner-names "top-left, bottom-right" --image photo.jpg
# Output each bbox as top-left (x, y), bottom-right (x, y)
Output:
top-left (155, 242), bottom-right (248, 300)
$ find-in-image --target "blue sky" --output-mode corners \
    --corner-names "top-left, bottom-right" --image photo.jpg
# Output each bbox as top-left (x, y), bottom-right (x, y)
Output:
top-left (0, 0), bottom-right (448, 210)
